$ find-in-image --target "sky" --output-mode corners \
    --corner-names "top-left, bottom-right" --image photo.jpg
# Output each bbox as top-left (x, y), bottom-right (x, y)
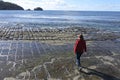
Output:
top-left (3, 0), bottom-right (120, 11)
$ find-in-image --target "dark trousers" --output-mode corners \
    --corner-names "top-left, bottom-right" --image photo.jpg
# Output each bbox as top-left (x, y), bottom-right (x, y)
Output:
top-left (76, 53), bottom-right (82, 67)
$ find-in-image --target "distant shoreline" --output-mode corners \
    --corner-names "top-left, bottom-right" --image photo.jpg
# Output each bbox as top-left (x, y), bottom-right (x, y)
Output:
top-left (0, 10), bottom-right (120, 32)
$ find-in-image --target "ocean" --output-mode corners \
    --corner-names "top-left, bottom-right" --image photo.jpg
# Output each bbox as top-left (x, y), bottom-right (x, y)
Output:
top-left (0, 10), bottom-right (120, 31)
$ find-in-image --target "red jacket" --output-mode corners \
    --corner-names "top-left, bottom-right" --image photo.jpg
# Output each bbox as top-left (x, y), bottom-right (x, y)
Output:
top-left (74, 39), bottom-right (86, 54)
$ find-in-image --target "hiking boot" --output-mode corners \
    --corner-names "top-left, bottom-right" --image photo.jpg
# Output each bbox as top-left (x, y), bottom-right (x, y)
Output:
top-left (78, 66), bottom-right (82, 71)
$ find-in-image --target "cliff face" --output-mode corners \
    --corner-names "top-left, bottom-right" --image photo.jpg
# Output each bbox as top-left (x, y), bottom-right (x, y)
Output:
top-left (0, 1), bottom-right (24, 10)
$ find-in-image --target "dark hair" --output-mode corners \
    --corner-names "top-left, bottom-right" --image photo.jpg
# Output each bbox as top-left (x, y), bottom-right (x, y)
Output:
top-left (79, 34), bottom-right (84, 40)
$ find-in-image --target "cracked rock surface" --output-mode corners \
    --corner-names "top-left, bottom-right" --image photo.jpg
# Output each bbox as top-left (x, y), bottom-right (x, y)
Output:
top-left (0, 27), bottom-right (119, 80)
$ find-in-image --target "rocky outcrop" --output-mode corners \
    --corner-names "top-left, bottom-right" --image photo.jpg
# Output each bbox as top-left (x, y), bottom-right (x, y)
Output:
top-left (34, 7), bottom-right (43, 11)
top-left (26, 9), bottom-right (31, 11)
top-left (0, 27), bottom-right (120, 80)
top-left (0, 1), bottom-right (24, 10)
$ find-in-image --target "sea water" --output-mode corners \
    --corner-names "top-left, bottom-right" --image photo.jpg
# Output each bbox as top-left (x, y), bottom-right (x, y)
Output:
top-left (0, 10), bottom-right (120, 31)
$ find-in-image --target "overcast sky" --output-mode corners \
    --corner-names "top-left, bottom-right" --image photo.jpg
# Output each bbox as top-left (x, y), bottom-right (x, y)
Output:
top-left (3, 0), bottom-right (120, 11)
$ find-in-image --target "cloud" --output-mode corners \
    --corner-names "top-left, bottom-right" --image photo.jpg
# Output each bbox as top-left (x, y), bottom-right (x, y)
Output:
top-left (4, 0), bottom-right (76, 10)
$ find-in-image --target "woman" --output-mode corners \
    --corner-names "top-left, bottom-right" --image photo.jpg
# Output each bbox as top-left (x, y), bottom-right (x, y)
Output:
top-left (74, 34), bottom-right (87, 69)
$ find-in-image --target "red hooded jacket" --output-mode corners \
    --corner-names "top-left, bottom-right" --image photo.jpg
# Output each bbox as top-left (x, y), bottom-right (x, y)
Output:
top-left (74, 39), bottom-right (86, 54)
